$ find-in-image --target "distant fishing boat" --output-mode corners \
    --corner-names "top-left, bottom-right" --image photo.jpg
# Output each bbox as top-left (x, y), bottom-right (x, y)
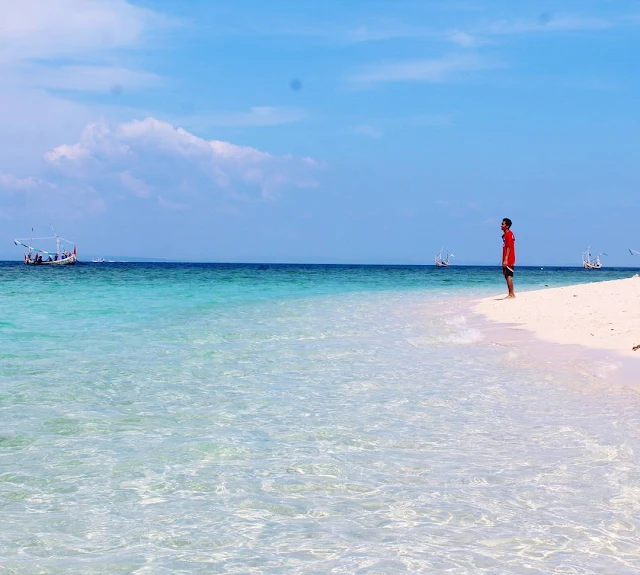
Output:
top-left (582, 247), bottom-right (605, 269)
top-left (92, 258), bottom-right (105, 263)
top-left (435, 249), bottom-right (455, 267)
top-left (14, 227), bottom-right (77, 265)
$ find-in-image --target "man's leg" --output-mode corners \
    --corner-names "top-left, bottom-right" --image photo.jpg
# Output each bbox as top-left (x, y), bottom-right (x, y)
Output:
top-left (506, 275), bottom-right (515, 298)
top-left (503, 267), bottom-right (516, 298)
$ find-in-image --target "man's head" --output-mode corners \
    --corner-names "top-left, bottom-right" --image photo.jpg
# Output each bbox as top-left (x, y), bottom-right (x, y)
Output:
top-left (501, 218), bottom-right (512, 231)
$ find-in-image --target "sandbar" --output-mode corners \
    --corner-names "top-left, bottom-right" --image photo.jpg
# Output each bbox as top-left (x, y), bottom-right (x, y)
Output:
top-left (474, 276), bottom-right (640, 359)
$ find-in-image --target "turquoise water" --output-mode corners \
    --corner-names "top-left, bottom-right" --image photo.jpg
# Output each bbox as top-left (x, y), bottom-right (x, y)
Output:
top-left (1, 263), bottom-right (639, 573)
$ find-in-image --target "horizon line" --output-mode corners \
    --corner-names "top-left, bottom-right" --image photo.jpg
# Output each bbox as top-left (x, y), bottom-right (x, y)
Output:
top-left (0, 259), bottom-right (638, 269)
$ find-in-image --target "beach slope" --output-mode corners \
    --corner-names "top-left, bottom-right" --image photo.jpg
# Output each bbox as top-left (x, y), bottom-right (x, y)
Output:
top-left (474, 277), bottom-right (640, 358)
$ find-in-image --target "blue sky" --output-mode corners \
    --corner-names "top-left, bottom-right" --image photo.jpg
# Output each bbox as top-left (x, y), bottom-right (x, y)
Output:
top-left (1, 0), bottom-right (639, 265)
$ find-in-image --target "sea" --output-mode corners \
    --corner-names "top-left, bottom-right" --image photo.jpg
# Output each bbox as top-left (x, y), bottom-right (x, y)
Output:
top-left (1, 262), bottom-right (639, 574)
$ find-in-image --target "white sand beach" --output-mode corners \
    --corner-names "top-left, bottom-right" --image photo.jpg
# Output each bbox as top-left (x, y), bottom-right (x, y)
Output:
top-left (474, 277), bottom-right (640, 359)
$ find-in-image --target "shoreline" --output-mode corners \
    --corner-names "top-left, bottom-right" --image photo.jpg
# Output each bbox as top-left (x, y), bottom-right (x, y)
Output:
top-left (471, 276), bottom-right (640, 385)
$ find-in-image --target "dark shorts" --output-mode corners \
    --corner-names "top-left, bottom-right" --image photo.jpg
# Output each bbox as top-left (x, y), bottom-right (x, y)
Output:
top-left (503, 266), bottom-right (514, 278)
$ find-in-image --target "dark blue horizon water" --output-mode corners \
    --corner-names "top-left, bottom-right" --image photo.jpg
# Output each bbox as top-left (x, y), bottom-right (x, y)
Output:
top-left (2, 260), bottom-right (637, 287)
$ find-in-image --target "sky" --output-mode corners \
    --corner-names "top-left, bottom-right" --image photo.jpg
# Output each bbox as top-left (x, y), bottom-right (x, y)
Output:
top-left (1, 0), bottom-right (639, 265)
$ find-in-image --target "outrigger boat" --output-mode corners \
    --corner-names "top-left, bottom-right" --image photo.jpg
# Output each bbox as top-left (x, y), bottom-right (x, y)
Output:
top-left (14, 228), bottom-right (77, 265)
top-left (435, 249), bottom-right (455, 267)
top-left (582, 246), bottom-right (605, 269)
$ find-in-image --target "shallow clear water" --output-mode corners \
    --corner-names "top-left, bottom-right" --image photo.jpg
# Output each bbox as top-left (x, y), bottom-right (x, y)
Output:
top-left (1, 263), bottom-right (639, 573)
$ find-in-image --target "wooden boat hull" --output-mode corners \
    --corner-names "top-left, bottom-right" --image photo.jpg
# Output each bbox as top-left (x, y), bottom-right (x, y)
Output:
top-left (25, 254), bottom-right (77, 266)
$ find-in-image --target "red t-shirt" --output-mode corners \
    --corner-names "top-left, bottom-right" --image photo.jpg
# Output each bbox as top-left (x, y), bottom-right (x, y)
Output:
top-left (502, 230), bottom-right (516, 266)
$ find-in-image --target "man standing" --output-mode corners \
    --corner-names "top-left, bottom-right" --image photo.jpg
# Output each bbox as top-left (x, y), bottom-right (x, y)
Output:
top-left (501, 218), bottom-right (516, 298)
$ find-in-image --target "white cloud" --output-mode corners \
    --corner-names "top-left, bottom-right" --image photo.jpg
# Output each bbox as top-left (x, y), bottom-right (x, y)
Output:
top-left (45, 143), bottom-right (92, 164)
top-left (44, 117), bottom-right (322, 206)
top-left (0, 173), bottom-right (54, 192)
top-left (0, 171), bottom-right (105, 220)
top-left (0, 0), bottom-right (163, 63)
top-left (0, 0), bottom-right (167, 148)
top-left (349, 53), bottom-right (497, 88)
top-left (120, 171), bottom-right (152, 198)
top-left (158, 196), bottom-right (187, 211)
top-left (0, 0), bottom-right (170, 178)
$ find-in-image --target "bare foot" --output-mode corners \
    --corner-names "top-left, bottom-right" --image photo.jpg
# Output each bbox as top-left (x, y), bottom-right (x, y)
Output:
top-left (506, 294), bottom-right (516, 299)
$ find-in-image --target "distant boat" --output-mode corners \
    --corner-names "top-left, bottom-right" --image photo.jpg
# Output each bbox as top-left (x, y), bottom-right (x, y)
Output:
top-left (14, 227), bottom-right (77, 265)
top-left (582, 247), bottom-right (605, 269)
top-left (435, 249), bottom-right (455, 267)
top-left (92, 258), bottom-right (105, 263)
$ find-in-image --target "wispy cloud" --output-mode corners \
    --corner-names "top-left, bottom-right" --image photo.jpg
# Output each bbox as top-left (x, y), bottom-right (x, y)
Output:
top-left (560, 78), bottom-right (621, 93)
top-left (178, 106), bottom-right (307, 129)
top-left (351, 125), bottom-right (383, 139)
top-left (190, 6), bottom-right (628, 48)
top-left (343, 23), bottom-right (435, 44)
top-left (349, 53), bottom-right (498, 88)
top-left (398, 114), bottom-right (453, 127)
top-left (28, 65), bottom-right (161, 92)
top-left (349, 113), bottom-right (452, 137)
top-left (485, 13), bottom-right (612, 35)
top-left (446, 30), bottom-right (485, 48)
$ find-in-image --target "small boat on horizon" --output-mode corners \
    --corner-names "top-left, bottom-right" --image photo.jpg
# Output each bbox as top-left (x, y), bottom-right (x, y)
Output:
top-left (435, 249), bottom-right (455, 267)
top-left (582, 246), bottom-right (605, 269)
top-left (14, 227), bottom-right (77, 265)
top-left (92, 258), bottom-right (105, 263)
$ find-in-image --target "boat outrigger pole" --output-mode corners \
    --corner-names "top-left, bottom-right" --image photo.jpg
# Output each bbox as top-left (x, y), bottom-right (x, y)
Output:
top-left (13, 239), bottom-right (51, 254)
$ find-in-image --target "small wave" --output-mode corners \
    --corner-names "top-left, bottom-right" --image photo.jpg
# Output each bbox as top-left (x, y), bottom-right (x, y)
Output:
top-left (591, 361), bottom-right (620, 380)
top-left (440, 328), bottom-right (484, 345)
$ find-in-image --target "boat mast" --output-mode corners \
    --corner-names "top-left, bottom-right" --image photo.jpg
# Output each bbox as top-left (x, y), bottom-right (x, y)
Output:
top-left (51, 224), bottom-right (60, 258)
